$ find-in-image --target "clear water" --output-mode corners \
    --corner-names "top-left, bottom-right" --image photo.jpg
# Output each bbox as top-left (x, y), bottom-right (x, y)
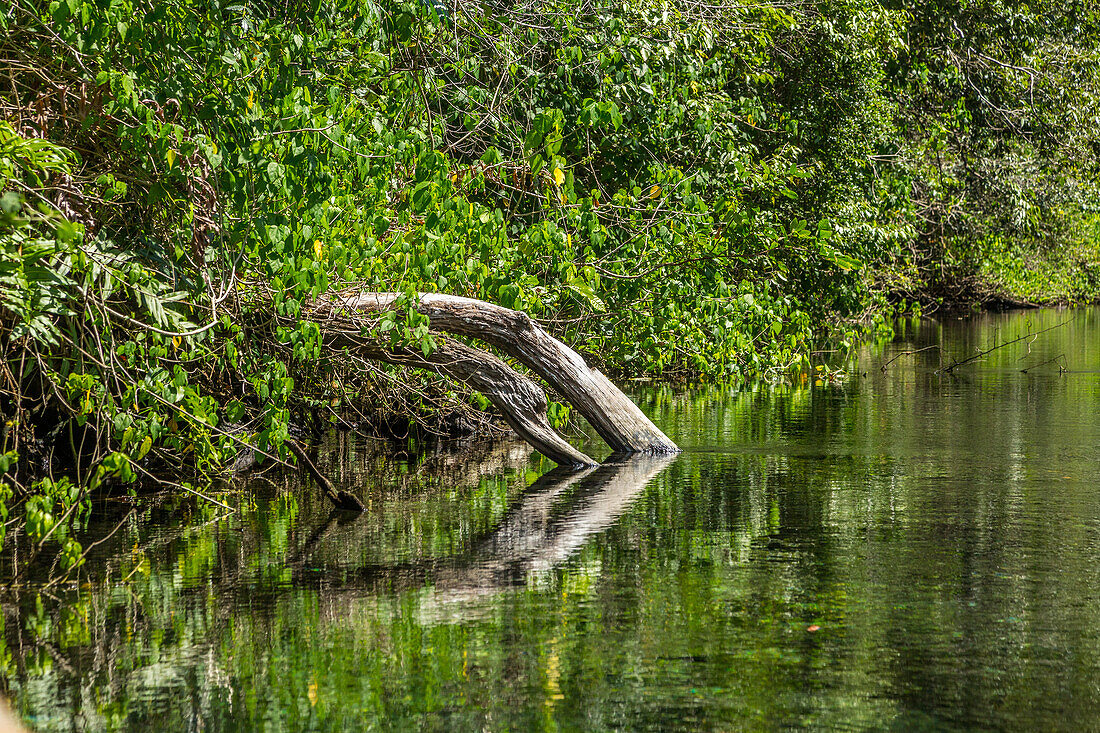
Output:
top-left (4, 308), bottom-right (1100, 731)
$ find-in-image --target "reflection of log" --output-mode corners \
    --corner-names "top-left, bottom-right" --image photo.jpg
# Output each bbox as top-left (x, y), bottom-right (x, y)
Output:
top-left (304, 453), bottom-right (676, 598)
top-left (466, 454), bottom-right (674, 575)
top-left (310, 292), bottom-right (679, 456)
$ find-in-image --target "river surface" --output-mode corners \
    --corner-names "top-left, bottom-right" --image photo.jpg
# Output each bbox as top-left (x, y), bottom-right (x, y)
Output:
top-left (3, 308), bottom-right (1100, 731)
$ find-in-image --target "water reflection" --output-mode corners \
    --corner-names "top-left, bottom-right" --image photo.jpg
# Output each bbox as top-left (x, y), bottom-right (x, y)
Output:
top-left (294, 457), bottom-right (668, 620)
top-left (4, 308), bottom-right (1100, 731)
top-left (299, 455), bottom-right (675, 616)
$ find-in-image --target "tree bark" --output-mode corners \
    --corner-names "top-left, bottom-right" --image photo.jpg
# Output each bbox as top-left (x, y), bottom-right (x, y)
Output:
top-left (313, 292), bottom-right (679, 455)
top-left (316, 322), bottom-right (597, 468)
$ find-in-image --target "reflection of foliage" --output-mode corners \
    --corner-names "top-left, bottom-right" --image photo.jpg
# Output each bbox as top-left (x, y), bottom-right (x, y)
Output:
top-left (8, 319), bottom-right (1100, 730)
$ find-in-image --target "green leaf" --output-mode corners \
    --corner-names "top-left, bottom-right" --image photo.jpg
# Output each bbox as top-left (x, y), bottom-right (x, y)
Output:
top-left (136, 436), bottom-right (152, 460)
top-left (566, 282), bottom-right (606, 312)
top-left (0, 192), bottom-right (21, 214)
top-left (831, 254), bottom-right (862, 271)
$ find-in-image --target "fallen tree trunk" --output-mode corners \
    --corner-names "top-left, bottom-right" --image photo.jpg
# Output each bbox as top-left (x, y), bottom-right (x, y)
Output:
top-left (312, 292), bottom-right (679, 455)
top-left (318, 324), bottom-right (597, 468)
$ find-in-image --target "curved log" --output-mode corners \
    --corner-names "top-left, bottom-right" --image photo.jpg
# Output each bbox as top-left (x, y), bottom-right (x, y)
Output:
top-left (316, 324), bottom-right (596, 468)
top-left (316, 292), bottom-right (679, 455)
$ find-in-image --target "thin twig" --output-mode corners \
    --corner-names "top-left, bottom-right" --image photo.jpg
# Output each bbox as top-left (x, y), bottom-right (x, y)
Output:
top-left (881, 345), bottom-right (940, 372)
top-left (1020, 354), bottom-right (1068, 374)
top-left (38, 508), bottom-right (136, 591)
top-left (941, 319), bottom-right (1070, 373)
top-left (131, 462), bottom-right (235, 511)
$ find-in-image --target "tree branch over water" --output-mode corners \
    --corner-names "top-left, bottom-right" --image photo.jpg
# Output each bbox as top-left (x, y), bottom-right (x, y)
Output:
top-left (881, 345), bottom-right (940, 372)
top-left (941, 319), bottom-right (1070, 373)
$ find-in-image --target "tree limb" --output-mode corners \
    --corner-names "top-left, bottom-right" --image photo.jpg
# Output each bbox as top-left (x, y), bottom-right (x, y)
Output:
top-left (313, 291), bottom-right (679, 455)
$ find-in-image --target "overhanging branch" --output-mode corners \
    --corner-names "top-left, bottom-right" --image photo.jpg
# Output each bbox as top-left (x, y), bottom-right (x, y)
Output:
top-left (315, 291), bottom-right (679, 455)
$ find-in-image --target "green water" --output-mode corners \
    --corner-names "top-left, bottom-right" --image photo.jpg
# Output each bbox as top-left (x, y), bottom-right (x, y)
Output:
top-left (4, 308), bottom-right (1100, 731)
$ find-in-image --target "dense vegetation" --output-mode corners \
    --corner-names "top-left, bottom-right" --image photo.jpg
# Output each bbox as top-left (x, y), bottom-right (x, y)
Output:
top-left (1, 0), bottom-right (1098, 569)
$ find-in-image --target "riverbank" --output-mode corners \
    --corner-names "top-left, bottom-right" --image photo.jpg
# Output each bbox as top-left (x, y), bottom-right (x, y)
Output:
top-left (878, 217), bottom-right (1100, 314)
top-left (980, 234), bottom-right (1100, 308)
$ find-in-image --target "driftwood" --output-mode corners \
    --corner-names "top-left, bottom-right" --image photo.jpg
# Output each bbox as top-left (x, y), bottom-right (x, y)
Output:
top-left (285, 331), bottom-right (595, 509)
top-left (284, 291), bottom-right (678, 510)
top-left (310, 292), bottom-right (678, 456)
top-left (941, 318), bottom-right (1069, 373)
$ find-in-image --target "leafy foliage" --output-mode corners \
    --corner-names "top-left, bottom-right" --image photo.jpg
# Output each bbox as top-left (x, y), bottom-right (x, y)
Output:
top-left (882, 0), bottom-right (1100, 302)
top-left (0, 0), bottom-right (1097, 570)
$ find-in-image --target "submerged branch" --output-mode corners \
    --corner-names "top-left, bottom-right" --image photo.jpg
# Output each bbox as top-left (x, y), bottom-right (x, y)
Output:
top-left (285, 440), bottom-right (366, 512)
top-left (881, 344), bottom-right (940, 372)
top-left (942, 319), bottom-right (1070, 373)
